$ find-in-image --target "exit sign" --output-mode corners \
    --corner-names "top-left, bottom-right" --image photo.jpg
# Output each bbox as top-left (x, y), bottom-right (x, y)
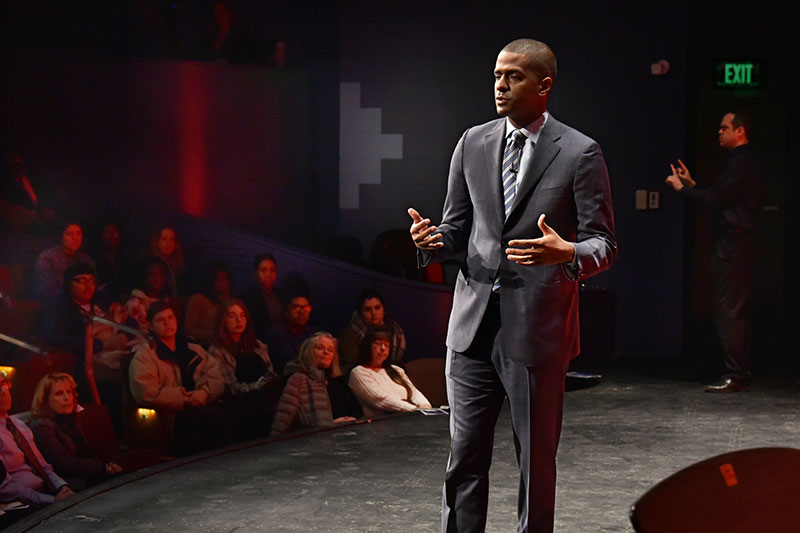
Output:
top-left (714, 60), bottom-right (764, 89)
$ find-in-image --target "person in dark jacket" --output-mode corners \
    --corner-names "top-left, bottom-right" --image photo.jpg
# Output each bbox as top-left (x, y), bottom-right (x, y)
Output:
top-left (28, 373), bottom-right (122, 491)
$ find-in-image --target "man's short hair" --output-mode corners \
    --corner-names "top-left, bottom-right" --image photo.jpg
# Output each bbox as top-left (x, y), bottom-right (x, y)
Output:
top-left (501, 38), bottom-right (557, 81)
top-left (146, 300), bottom-right (174, 322)
top-left (728, 110), bottom-right (753, 140)
top-left (252, 252), bottom-right (277, 270)
top-left (63, 261), bottom-right (96, 285)
top-left (355, 288), bottom-right (383, 312)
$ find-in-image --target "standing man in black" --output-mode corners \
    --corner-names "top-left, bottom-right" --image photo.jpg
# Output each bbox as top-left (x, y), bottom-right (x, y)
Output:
top-left (408, 38), bottom-right (617, 532)
top-left (666, 111), bottom-right (764, 392)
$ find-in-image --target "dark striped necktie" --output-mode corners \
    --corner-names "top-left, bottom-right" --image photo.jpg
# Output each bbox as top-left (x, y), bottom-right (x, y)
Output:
top-left (502, 129), bottom-right (526, 218)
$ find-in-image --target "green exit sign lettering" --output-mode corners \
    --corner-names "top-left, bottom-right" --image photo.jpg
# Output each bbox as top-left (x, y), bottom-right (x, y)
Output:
top-left (714, 60), bottom-right (764, 89)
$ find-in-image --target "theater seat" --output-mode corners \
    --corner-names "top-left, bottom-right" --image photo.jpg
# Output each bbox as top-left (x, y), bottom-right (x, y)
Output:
top-left (78, 403), bottom-right (164, 472)
top-left (629, 447), bottom-right (800, 532)
top-left (404, 357), bottom-right (447, 408)
top-left (369, 229), bottom-right (445, 283)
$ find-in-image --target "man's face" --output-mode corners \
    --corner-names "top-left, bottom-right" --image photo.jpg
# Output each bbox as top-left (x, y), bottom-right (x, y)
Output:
top-left (61, 224), bottom-right (83, 255)
top-left (360, 297), bottom-right (385, 327)
top-left (69, 274), bottom-right (96, 305)
top-left (150, 308), bottom-right (178, 341)
top-left (285, 297), bottom-right (312, 328)
top-left (718, 113), bottom-right (742, 149)
top-left (0, 380), bottom-right (12, 415)
top-left (494, 51), bottom-right (550, 128)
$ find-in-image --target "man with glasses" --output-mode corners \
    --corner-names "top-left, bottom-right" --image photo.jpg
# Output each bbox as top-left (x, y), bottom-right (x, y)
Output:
top-left (265, 292), bottom-right (317, 375)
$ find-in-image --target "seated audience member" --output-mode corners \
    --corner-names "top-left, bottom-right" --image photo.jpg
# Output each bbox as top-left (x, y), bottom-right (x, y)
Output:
top-left (40, 262), bottom-right (133, 405)
top-left (147, 226), bottom-right (186, 296)
top-left (338, 288), bottom-right (406, 375)
top-left (115, 289), bottom-right (154, 333)
top-left (264, 291), bottom-right (316, 375)
top-left (0, 373), bottom-right (74, 506)
top-left (135, 255), bottom-right (176, 302)
top-left (32, 221), bottom-right (96, 302)
top-left (270, 332), bottom-right (356, 435)
top-left (184, 262), bottom-right (232, 347)
top-left (91, 220), bottom-right (137, 306)
top-left (207, 298), bottom-right (280, 439)
top-left (28, 373), bottom-right (122, 491)
top-left (128, 301), bottom-right (233, 455)
top-left (238, 253), bottom-right (282, 342)
top-left (348, 328), bottom-right (430, 418)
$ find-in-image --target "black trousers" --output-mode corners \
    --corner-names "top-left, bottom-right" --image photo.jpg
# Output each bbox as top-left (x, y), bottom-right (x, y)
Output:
top-left (442, 296), bottom-right (568, 533)
top-left (710, 234), bottom-right (757, 381)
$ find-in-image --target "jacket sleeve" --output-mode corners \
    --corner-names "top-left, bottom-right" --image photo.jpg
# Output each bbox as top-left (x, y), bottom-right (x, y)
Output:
top-left (269, 373), bottom-right (304, 435)
top-left (0, 473), bottom-right (54, 505)
top-left (570, 141), bottom-right (617, 281)
top-left (190, 344), bottom-right (225, 403)
top-left (678, 156), bottom-right (754, 209)
top-left (32, 251), bottom-right (59, 302)
top-left (128, 346), bottom-right (186, 410)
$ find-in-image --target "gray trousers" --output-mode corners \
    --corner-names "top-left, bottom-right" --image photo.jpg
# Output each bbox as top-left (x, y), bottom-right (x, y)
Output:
top-left (442, 297), bottom-right (568, 533)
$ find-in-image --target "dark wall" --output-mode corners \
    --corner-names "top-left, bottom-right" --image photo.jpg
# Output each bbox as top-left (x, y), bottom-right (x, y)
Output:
top-left (338, 3), bottom-right (690, 359)
top-left (1, 51), bottom-right (315, 246)
top-left (6, 3), bottom-right (788, 365)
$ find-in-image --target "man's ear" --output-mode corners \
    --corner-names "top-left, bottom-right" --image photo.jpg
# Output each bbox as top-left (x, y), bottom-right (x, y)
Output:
top-left (539, 77), bottom-right (553, 96)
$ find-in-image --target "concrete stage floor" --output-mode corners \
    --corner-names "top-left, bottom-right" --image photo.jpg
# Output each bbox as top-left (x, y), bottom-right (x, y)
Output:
top-left (6, 365), bottom-right (800, 532)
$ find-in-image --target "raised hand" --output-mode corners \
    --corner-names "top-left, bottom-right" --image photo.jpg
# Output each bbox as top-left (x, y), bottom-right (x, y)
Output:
top-left (506, 214), bottom-right (575, 266)
top-left (408, 207), bottom-right (443, 251)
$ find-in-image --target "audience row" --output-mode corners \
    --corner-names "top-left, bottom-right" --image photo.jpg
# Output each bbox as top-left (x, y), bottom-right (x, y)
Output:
top-left (1, 218), bottom-right (436, 521)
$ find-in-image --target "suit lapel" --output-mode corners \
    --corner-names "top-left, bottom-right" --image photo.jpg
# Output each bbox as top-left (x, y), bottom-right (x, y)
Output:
top-left (505, 117), bottom-right (562, 223)
top-left (483, 120), bottom-right (507, 228)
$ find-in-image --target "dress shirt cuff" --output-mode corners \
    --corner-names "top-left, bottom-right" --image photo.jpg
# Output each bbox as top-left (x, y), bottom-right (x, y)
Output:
top-left (561, 245), bottom-right (579, 281)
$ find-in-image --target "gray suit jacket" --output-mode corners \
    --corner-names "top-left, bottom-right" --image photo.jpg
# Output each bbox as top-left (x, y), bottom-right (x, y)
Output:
top-left (423, 115), bottom-right (617, 367)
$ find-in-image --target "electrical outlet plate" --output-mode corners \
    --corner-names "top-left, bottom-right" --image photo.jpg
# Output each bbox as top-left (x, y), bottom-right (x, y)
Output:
top-left (635, 189), bottom-right (648, 210)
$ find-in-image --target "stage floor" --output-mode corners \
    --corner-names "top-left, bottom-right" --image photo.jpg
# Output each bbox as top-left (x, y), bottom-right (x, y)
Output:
top-left (7, 365), bottom-right (800, 532)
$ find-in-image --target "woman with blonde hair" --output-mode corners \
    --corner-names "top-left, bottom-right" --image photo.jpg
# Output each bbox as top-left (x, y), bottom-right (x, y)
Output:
top-left (269, 332), bottom-right (360, 435)
top-left (29, 373), bottom-right (122, 490)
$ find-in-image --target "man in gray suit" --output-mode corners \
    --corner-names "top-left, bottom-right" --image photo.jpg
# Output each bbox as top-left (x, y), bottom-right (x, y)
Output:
top-left (409, 38), bottom-right (616, 532)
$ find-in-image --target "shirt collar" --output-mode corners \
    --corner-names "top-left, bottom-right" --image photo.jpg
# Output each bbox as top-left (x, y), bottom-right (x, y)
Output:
top-left (505, 111), bottom-right (548, 144)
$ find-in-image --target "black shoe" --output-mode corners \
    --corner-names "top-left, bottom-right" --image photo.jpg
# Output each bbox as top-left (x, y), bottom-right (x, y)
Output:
top-left (704, 378), bottom-right (751, 393)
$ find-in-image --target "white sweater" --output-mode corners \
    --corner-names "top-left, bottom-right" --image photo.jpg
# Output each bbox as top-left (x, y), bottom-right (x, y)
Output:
top-left (348, 365), bottom-right (431, 418)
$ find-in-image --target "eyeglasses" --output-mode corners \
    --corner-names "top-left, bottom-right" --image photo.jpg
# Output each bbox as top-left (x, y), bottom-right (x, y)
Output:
top-left (289, 304), bottom-right (312, 311)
